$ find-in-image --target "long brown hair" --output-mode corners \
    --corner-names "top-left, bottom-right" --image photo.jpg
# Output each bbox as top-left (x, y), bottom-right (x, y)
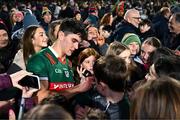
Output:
top-left (23, 25), bottom-right (40, 64)
top-left (131, 76), bottom-right (180, 119)
top-left (100, 12), bottom-right (112, 26)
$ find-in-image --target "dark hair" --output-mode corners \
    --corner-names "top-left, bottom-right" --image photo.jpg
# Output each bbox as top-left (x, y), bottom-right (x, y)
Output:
top-left (59, 18), bottom-right (86, 40)
top-left (93, 55), bottom-right (129, 92)
top-left (154, 56), bottom-right (180, 79)
top-left (174, 12), bottom-right (180, 23)
top-left (100, 12), bottom-right (112, 26)
top-left (149, 47), bottom-right (175, 65)
top-left (74, 10), bottom-right (81, 17)
top-left (101, 25), bottom-right (112, 33)
top-left (139, 19), bottom-right (151, 27)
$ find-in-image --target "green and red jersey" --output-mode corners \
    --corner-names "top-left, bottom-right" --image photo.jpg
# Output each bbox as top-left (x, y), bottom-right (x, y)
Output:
top-left (27, 47), bottom-right (74, 91)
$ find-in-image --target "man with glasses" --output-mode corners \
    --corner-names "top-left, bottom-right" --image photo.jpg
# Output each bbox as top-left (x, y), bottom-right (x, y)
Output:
top-left (108, 8), bottom-right (141, 43)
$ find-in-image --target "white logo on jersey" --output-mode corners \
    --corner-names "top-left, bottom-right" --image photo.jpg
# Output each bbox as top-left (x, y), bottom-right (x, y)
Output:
top-left (64, 71), bottom-right (69, 77)
top-left (55, 68), bottom-right (62, 73)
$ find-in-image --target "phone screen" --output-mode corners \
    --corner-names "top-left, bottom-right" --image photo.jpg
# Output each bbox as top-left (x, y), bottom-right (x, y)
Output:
top-left (83, 69), bottom-right (93, 77)
top-left (18, 75), bottom-right (40, 89)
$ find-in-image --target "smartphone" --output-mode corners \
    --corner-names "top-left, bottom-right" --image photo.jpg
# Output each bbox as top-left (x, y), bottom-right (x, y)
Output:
top-left (18, 75), bottom-right (40, 89)
top-left (83, 69), bottom-right (93, 77)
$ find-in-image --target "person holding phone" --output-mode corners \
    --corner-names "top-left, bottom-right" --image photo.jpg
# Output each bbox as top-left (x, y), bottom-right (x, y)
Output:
top-left (0, 70), bottom-right (32, 90)
top-left (76, 48), bottom-right (100, 83)
top-left (0, 70), bottom-right (38, 119)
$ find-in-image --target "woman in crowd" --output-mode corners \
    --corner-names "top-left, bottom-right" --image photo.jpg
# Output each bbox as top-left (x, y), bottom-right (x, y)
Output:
top-left (99, 12), bottom-right (113, 26)
top-left (11, 25), bottom-right (48, 70)
top-left (131, 76), bottom-right (180, 119)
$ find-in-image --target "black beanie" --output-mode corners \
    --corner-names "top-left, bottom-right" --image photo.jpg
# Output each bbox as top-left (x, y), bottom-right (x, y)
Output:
top-left (0, 21), bottom-right (8, 32)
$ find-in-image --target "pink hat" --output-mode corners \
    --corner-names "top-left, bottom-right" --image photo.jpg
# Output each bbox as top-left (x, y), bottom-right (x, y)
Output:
top-left (15, 11), bottom-right (24, 18)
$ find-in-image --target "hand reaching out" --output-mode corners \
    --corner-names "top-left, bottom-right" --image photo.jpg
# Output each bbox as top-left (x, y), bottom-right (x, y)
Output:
top-left (77, 76), bottom-right (94, 93)
top-left (22, 87), bottom-right (38, 98)
top-left (97, 35), bottom-right (105, 47)
top-left (10, 70), bottom-right (32, 89)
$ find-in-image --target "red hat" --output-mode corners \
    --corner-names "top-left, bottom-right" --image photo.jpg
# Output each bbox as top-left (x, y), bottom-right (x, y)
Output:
top-left (89, 7), bottom-right (97, 13)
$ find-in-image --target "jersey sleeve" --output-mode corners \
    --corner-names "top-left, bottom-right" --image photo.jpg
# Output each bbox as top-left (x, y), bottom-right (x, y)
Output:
top-left (26, 54), bottom-right (48, 80)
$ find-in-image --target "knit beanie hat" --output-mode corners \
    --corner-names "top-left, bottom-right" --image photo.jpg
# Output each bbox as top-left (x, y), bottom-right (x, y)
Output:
top-left (23, 9), bottom-right (39, 30)
top-left (116, 1), bottom-right (125, 15)
top-left (121, 33), bottom-right (141, 46)
top-left (15, 11), bottom-right (24, 18)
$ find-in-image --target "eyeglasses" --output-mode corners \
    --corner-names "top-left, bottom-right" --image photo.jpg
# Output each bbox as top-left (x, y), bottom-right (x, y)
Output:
top-left (132, 17), bottom-right (141, 20)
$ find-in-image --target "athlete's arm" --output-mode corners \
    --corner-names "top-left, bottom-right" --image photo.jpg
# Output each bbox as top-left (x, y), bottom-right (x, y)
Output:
top-left (36, 80), bottom-right (50, 103)
top-left (36, 76), bottom-right (94, 103)
top-left (57, 76), bottom-right (94, 99)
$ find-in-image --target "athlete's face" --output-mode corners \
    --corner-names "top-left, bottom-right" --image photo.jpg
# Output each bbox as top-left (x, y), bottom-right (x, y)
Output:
top-left (62, 33), bottom-right (81, 56)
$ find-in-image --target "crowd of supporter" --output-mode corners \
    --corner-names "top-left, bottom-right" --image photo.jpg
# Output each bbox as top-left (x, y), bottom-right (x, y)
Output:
top-left (0, 0), bottom-right (180, 119)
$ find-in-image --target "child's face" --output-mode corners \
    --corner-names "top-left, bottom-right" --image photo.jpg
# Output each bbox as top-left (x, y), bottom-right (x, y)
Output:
top-left (81, 55), bottom-right (96, 74)
top-left (127, 42), bottom-right (140, 55)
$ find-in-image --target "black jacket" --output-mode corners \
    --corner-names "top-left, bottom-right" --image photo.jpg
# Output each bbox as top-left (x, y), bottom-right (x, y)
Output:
top-left (0, 40), bottom-right (19, 73)
top-left (75, 88), bottom-right (130, 120)
top-left (152, 14), bottom-right (171, 47)
top-left (108, 20), bottom-right (140, 43)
